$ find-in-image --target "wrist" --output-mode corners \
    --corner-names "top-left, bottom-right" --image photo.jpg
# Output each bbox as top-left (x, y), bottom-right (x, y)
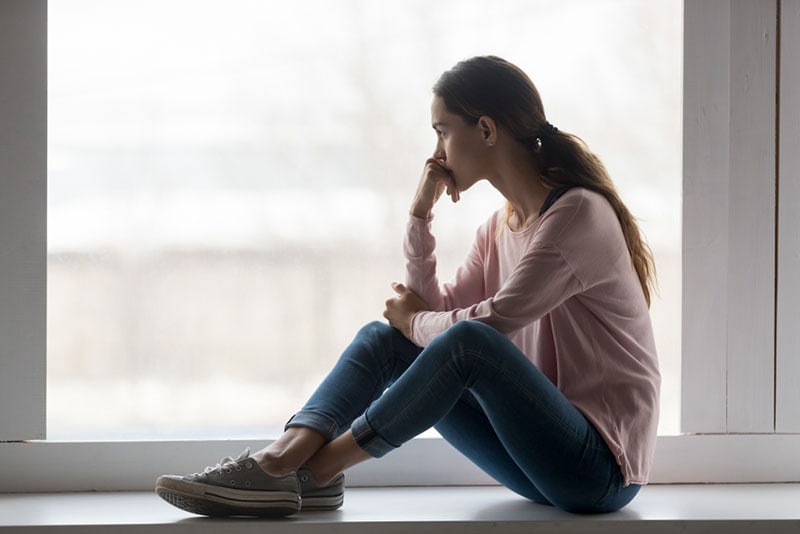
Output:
top-left (410, 202), bottom-right (432, 220)
top-left (405, 310), bottom-right (420, 340)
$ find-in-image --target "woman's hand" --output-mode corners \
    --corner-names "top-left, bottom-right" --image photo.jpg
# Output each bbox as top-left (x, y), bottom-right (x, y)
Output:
top-left (410, 158), bottom-right (459, 219)
top-left (383, 282), bottom-right (429, 340)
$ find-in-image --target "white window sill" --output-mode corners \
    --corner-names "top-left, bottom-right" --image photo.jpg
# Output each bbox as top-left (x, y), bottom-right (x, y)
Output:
top-left (4, 435), bottom-right (800, 493)
top-left (1, 484), bottom-right (799, 534)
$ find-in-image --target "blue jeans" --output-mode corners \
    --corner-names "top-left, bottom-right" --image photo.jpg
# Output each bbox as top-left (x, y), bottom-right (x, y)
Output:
top-left (286, 320), bottom-right (640, 513)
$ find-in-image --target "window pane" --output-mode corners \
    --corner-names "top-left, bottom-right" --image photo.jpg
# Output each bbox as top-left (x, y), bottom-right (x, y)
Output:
top-left (47, 0), bottom-right (682, 439)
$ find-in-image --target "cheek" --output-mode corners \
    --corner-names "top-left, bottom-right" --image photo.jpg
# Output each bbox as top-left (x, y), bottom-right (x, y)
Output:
top-left (447, 138), bottom-right (466, 160)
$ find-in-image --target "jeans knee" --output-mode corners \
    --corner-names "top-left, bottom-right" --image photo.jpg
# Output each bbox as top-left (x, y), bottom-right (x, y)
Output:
top-left (354, 320), bottom-right (419, 370)
top-left (438, 320), bottom-right (500, 348)
top-left (357, 320), bottom-right (395, 341)
top-left (427, 321), bottom-right (509, 376)
top-left (354, 321), bottom-right (398, 360)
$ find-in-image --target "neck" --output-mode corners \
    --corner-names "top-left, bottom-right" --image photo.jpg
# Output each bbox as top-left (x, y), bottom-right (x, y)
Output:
top-left (487, 146), bottom-right (551, 231)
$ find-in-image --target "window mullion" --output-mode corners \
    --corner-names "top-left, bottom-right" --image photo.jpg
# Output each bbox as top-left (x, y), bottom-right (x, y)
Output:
top-left (0, 0), bottom-right (47, 442)
top-left (725, 0), bottom-right (777, 434)
top-left (681, 0), bottom-right (778, 434)
top-left (776, 0), bottom-right (800, 433)
top-left (681, 0), bottom-right (731, 434)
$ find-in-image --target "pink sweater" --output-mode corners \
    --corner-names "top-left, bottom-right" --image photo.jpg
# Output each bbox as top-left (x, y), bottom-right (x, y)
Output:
top-left (406, 188), bottom-right (660, 486)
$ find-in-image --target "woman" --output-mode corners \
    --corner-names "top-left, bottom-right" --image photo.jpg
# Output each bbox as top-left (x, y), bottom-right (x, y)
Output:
top-left (156, 55), bottom-right (660, 516)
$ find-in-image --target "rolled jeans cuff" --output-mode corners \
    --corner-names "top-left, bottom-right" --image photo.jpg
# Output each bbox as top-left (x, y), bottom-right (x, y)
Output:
top-left (284, 410), bottom-right (340, 442)
top-left (350, 413), bottom-right (396, 458)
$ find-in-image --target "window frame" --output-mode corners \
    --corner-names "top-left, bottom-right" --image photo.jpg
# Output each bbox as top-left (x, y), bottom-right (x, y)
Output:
top-left (2, 0), bottom-right (800, 492)
top-left (0, 0), bottom-right (47, 443)
top-left (681, 0), bottom-right (778, 433)
top-left (776, 0), bottom-right (800, 433)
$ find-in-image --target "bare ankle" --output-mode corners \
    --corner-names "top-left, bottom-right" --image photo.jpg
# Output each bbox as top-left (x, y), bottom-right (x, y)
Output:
top-left (304, 431), bottom-right (371, 486)
top-left (251, 427), bottom-right (328, 477)
top-left (251, 448), bottom-right (296, 477)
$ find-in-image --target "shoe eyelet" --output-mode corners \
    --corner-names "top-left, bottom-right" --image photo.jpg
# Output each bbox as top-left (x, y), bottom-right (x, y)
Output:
top-left (300, 475), bottom-right (309, 482)
top-left (235, 466), bottom-right (242, 471)
top-left (231, 480), bottom-right (236, 485)
top-left (224, 468), bottom-right (232, 474)
top-left (245, 481), bottom-right (252, 487)
top-left (245, 462), bottom-right (252, 469)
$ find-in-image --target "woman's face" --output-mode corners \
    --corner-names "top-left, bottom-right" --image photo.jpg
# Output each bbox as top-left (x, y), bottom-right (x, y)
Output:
top-left (430, 96), bottom-right (491, 194)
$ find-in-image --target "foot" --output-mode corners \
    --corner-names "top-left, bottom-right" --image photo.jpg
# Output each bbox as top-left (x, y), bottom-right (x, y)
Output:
top-left (155, 448), bottom-right (300, 517)
top-left (298, 467), bottom-right (345, 511)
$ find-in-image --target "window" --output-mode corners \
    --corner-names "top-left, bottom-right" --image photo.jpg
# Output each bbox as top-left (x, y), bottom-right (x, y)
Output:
top-left (46, 0), bottom-right (682, 439)
top-left (2, 0), bottom-right (798, 491)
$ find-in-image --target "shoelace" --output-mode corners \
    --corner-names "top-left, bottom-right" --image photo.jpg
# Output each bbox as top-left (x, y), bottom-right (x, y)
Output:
top-left (196, 447), bottom-right (251, 475)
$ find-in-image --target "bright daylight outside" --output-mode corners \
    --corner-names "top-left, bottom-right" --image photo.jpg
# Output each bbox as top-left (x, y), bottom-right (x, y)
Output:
top-left (47, 0), bottom-right (682, 439)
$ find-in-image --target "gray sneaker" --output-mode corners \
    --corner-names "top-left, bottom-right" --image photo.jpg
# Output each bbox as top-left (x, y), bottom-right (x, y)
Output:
top-left (155, 448), bottom-right (300, 517)
top-left (298, 468), bottom-right (345, 511)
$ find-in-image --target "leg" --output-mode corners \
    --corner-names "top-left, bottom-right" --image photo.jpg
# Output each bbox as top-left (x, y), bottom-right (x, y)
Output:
top-left (433, 391), bottom-right (550, 505)
top-left (350, 320), bottom-right (640, 513)
top-left (252, 427), bottom-right (326, 477)
top-left (254, 321), bottom-right (420, 476)
top-left (155, 323), bottom-right (415, 517)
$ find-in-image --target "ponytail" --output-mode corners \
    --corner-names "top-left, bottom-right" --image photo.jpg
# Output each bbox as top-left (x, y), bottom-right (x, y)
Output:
top-left (532, 127), bottom-right (657, 307)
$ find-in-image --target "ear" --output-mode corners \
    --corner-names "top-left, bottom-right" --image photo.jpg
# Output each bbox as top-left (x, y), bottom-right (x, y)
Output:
top-left (477, 116), bottom-right (497, 147)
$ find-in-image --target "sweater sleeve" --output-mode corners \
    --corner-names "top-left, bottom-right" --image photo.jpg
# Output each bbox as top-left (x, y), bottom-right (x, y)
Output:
top-left (409, 198), bottom-right (587, 347)
top-left (404, 214), bottom-right (491, 314)
top-left (411, 244), bottom-right (584, 347)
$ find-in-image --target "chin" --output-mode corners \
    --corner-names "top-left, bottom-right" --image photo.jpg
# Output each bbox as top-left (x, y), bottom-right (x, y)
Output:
top-left (459, 176), bottom-right (484, 193)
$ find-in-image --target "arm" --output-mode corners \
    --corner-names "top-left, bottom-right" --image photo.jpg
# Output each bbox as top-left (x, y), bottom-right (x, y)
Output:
top-left (410, 243), bottom-right (583, 347)
top-left (410, 193), bottom-right (592, 347)
top-left (384, 157), bottom-right (486, 340)
top-left (403, 156), bottom-right (492, 312)
top-left (382, 157), bottom-right (455, 338)
top-left (388, 217), bottom-right (491, 340)
top-left (383, 282), bottom-right (427, 340)
top-left (404, 215), bottom-right (489, 312)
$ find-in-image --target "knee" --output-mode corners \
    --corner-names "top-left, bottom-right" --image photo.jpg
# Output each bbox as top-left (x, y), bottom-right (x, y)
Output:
top-left (357, 320), bottom-right (396, 341)
top-left (353, 321), bottom-right (419, 375)
top-left (428, 322), bottom-right (509, 369)
top-left (438, 320), bottom-right (501, 347)
top-left (355, 321), bottom-right (415, 354)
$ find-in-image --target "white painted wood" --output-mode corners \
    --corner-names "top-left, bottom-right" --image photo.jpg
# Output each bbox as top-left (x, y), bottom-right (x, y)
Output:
top-left (681, 0), bottom-right (731, 433)
top-left (651, 434), bottom-right (800, 484)
top-left (776, 0), bottom-right (800, 428)
top-left (777, 0), bottom-right (800, 432)
top-left (725, 0), bottom-right (777, 433)
top-left (0, 438), bottom-right (493, 493)
top-left (682, 0), bottom-right (779, 434)
top-left (1, 434), bottom-right (799, 492)
top-left (0, 0), bottom-right (47, 441)
top-left (1, 486), bottom-right (800, 534)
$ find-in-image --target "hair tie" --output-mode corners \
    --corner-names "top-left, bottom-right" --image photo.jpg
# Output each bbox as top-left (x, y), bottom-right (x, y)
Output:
top-left (533, 121), bottom-right (558, 152)
top-left (539, 121), bottom-right (558, 137)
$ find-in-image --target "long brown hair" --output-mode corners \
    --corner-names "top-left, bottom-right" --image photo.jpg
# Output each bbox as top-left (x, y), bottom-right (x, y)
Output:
top-left (433, 56), bottom-right (656, 306)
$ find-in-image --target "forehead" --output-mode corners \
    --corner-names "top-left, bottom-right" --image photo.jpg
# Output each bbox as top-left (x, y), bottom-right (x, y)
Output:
top-left (430, 96), bottom-right (462, 126)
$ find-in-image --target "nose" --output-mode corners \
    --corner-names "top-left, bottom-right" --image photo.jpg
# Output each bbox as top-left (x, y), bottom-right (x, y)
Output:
top-left (433, 139), bottom-right (445, 161)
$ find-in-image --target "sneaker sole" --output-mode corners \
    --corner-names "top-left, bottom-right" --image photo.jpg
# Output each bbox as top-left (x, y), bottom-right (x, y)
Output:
top-left (156, 476), bottom-right (300, 517)
top-left (301, 493), bottom-right (344, 511)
